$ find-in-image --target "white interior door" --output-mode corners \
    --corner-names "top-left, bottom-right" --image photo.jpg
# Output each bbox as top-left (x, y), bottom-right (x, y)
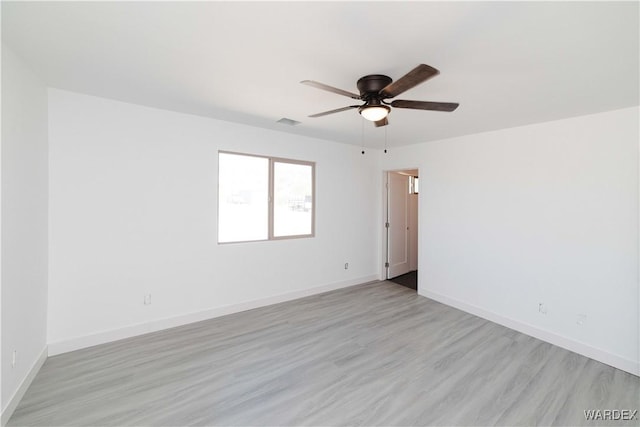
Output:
top-left (387, 172), bottom-right (411, 278)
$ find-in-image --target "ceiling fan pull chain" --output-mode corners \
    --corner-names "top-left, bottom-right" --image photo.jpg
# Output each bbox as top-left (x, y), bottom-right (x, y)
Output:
top-left (384, 126), bottom-right (388, 154)
top-left (361, 117), bottom-right (365, 155)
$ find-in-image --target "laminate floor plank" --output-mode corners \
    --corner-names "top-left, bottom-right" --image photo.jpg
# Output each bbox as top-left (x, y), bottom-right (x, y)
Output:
top-left (8, 281), bottom-right (639, 426)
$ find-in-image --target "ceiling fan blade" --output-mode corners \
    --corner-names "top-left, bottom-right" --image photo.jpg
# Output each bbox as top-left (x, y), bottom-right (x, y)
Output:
top-left (301, 80), bottom-right (361, 99)
top-left (374, 117), bottom-right (389, 127)
top-left (380, 64), bottom-right (440, 99)
top-left (308, 105), bottom-right (359, 118)
top-left (391, 100), bottom-right (459, 112)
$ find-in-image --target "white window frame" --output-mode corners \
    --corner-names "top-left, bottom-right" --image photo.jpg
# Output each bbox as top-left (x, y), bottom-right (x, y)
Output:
top-left (218, 150), bottom-right (315, 244)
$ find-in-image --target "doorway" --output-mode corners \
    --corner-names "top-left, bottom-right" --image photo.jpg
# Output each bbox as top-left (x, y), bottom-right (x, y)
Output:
top-left (385, 170), bottom-right (419, 291)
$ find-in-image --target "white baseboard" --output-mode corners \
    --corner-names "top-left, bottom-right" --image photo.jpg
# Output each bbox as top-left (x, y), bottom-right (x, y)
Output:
top-left (49, 275), bottom-right (379, 356)
top-left (1, 346), bottom-right (48, 427)
top-left (421, 289), bottom-right (639, 377)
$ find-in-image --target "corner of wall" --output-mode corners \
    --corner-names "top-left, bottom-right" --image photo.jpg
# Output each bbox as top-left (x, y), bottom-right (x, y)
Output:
top-left (1, 44), bottom-right (50, 422)
top-left (0, 346), bottom-right (47, 427)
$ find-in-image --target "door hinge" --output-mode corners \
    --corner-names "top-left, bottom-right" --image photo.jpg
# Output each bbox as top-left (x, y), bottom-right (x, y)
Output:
top-left (385, 222), bottom-right (390, 228)
top-left (385, 262), bottom-right (390, 268)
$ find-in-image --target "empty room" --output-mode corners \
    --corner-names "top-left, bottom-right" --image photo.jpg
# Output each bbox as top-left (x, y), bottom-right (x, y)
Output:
top-left (1, 1), bottom-right (639, 426)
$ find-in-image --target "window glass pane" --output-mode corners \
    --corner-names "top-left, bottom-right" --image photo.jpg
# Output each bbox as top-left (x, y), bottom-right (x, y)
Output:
top-left (273, 161), bottom-right (313, 237)
top-left (413, 177), bottom-right (419, 194)
top-left (218, 153), bottom-right (269, 243)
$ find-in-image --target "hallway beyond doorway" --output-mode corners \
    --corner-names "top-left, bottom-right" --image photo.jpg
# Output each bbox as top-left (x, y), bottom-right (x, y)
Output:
top-left (389, 270), bottom-right (417, 291)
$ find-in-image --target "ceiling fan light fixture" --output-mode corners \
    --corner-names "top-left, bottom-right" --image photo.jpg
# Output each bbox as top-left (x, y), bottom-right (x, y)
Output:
top-left (359, 104), bottom-right (390, 122)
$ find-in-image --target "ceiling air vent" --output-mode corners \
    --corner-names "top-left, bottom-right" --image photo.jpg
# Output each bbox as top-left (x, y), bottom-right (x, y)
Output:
top-left (277, 118), bottom-right (301, 126)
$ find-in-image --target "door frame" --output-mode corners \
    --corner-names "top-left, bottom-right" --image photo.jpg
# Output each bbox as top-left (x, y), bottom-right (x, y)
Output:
top-left (381, 167), bottom-right (420, 285)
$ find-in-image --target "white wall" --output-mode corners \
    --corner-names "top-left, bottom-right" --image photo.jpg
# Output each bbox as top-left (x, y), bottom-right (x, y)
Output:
top-left (383, 107), bottom-right (640, 375)
top-left (1, 46), bottom-right (49, 419)
top-left (47, 89), bottom-right (381, 352)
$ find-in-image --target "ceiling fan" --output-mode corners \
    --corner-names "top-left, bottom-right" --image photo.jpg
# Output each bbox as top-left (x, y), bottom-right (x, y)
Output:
top-left (301, 64), bottom-right (459, 127)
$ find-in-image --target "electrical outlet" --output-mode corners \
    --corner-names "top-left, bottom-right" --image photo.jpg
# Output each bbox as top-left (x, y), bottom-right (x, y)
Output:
top-left (344, 263), bottom-right (349, 270)
top-left (144, 294), bottom-right (151, 305)
top-left (538, 303), bottom-right (547, 314)
top-left (577, 314), bottom-right (587, 325)
top-left (12, 350), bottom-right (16, 368)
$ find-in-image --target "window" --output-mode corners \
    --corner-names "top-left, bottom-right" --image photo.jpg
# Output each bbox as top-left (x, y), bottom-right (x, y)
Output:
top-left (218, 153), bottom-right (269, 242)
top-left (273, 160), bottom-right (314, 237)
top-left (218, 151), bottom-right (315, 243)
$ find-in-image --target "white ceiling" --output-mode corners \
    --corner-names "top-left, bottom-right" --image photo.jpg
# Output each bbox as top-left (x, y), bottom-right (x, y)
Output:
top-left (2, 1), bottom-right (638, 148)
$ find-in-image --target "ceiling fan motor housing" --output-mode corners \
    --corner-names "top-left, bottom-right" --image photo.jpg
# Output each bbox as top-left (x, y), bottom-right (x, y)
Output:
top-left (357, 74), bottom-right (392, 100)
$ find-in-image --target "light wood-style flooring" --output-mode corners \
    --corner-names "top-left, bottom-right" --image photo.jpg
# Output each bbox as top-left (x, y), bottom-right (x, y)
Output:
top-left (8, 281), bottom-right (640, 426)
